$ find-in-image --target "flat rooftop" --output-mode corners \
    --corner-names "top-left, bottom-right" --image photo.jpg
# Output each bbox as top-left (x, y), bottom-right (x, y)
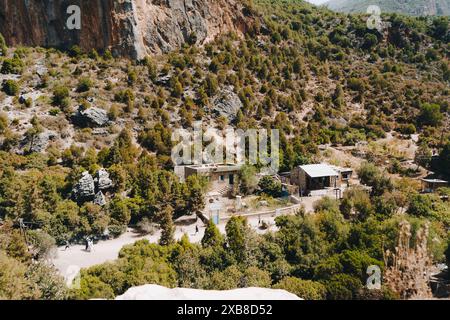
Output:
top-left (299, 164), bottom-right (339, 178)
top-left (186, 163), bottom-right (242, 173)
top-left (331, 165), bottom-right (353, 173)
top-left (421, 179), bottom-right (448, 184)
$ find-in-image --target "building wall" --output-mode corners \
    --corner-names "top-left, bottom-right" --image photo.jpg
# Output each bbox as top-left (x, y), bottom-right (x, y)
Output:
top-left (291, 167), bottom-right (344, 193)
top-left (209, 172), bottom-right (237, 191)
top-left (290, 167), bottom-right (307, 192)
top-left (290, 167), bottom-right (307, 190)
top-left (334, 176), bottom-right (341, 188)
top-left (184, 166), bottom-right (239, 192)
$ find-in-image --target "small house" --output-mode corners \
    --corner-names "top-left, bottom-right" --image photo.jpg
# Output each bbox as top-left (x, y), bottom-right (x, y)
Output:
top-left (176, 164), bottom-right (242, 194)
top-left (421, 178), bottom-right (448, 193)
top-left (290, 164), bottom-right (353, 195)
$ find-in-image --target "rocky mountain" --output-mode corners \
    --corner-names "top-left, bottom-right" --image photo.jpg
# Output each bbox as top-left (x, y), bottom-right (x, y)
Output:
top-left (325, 0), bottom-right (450, 16)
top-left (0, 0), bottom-right (252, 59)
top-left (0, 0), bottom-right (449, 301)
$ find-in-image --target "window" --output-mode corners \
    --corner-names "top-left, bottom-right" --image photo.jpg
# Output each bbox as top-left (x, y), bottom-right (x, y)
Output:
top-left (342, 173), bottom-right (351, 180)
top-left (220, 175), bottom-right (225, 181)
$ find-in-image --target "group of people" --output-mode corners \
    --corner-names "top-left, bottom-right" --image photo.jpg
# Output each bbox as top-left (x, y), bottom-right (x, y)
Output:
top-left (85, 237), bottom-right (94, 252)
top-left (63, 237), bottom-right (95, 252)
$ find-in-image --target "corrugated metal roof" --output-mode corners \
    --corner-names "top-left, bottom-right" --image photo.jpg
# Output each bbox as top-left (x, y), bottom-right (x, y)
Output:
top-left (300, 164), bottom-right (339, 178)
top-left (421, 179), bottom-right (448, 184)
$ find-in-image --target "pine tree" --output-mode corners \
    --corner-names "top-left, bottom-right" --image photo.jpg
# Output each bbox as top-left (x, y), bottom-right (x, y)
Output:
top-left (185, 175), bottom-right (205, 215)
top-left (225, 216), bottom-right (248, 263)
top-left (107, 129), bottom-right (138, 165)
top-left (159, 205), bottom-right (175, 246)
top-left (201, 220), bottom-right (223, 248)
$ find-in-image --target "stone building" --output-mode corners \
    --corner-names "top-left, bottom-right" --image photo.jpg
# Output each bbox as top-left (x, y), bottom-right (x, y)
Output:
top-left (175, 164), bottom-right (242, 195)
top-left (290, 164), bottom-right (353, 195)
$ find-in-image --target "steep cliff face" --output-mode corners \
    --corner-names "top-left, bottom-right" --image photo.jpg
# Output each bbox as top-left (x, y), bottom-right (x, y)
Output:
top-left (0, 0), bottom-right (251, 59)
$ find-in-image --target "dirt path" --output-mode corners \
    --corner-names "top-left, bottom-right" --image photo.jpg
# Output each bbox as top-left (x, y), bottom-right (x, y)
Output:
top-left (52, 214), bottom-right (280, 278)
top-left (52, 223), bottom-right (204, 277)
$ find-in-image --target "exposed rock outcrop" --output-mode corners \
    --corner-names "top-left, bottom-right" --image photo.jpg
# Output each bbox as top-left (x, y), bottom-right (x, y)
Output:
top-left (20, 130), bottom-right (57, 154)
top-left (95, 169), bottom-right (113, 190)
top-left (0, 0), bottom-right (253, 59)
top-left (73, 169), bottom-right (113, 203)
top-left (93, 191), bottom-right (107, 206)
top-left (211, 87), bottom-right (243, 121)
top-left (73, 171), bottom-right (96, 200)
top-left (73, 107), bottom-right (109, 127)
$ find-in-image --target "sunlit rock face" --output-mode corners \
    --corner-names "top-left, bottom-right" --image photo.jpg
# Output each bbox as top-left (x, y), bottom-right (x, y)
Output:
top-left (0, 0), bottom-right (252, 59)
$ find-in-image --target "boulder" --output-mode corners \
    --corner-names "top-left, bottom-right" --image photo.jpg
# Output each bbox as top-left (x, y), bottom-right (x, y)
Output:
top-left (73, 106), bottom-right (109, 127)
top-left (155, 74), bottom-right (171, 86)
top-left (18, 95), bottom-right (27, 104)
top-left (211, 87), bottom-right (243, 121)
top-left (20, 130), bottom-right (57, 154)
top-left (95, 169), bottom-right (113, 190)
top-left (36, 65), bottom-right (47, 78)
top-left (73, 172), bottom-right (95, 200)
top-left (258, 200), bottom-right (269, 207)
top-left (93, 191), bottom-right (107, 206)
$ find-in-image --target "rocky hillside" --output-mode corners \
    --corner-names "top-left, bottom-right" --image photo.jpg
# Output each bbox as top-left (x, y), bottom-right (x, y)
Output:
top-left (0, 0), bottom-right (449, 301)
top-left (325, 0), bottom-right (450, 16)
top-left (0, 0), bottom-right (252, 59)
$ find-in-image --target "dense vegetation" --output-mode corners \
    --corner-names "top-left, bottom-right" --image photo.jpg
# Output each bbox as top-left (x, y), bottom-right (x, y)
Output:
top-left (0, 0), bottom-right (449, 299)
top-left (325, 0), bottom-right (450, 16)
top-left (72, 183), bottom-right (448, 300)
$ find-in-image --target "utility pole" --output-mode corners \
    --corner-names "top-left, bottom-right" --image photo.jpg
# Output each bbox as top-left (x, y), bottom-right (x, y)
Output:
top-left (18, 218), bottom-right (29, 247)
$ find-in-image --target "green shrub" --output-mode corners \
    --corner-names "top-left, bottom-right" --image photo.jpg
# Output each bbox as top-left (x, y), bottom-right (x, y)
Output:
top-left (52, 86), bottom-right (70, 107)
top-left (347, 78), bottom-right (365, 93)
top-left (274, 277), bottom-right (327, 300)
top-left (397, 123), bottom-right (416, 135)
top-left (2, 79), bottom-right (19, 96)
top-left (114, 89), bottom-right (134, 104)
top-left (76, 78), bottom-right (93, 93)
top-left (68, 45), bottom-right (82, 58)
top-left (1, 56), bottom-right (24, 74)
top-left (103, 50), bottom-right (113, 60)
top-left (445, 238), bottom-right (450, 277)
top-left (324, 274), bottom-right (363, 300)
top-left (417, 103), bottom-right (443, 127)
top-left (258, 176), bottom-right (283, 197)
top-left (49, 108), bottom-right (60, 116)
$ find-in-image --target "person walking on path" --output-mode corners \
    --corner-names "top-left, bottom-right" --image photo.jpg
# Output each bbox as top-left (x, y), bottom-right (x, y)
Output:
top-left (195, 225), bottom-right (199, 234)
top-left (64, 240), bottom-right (70, 251)
top-left (88, 239), bottom-right (94, 253)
